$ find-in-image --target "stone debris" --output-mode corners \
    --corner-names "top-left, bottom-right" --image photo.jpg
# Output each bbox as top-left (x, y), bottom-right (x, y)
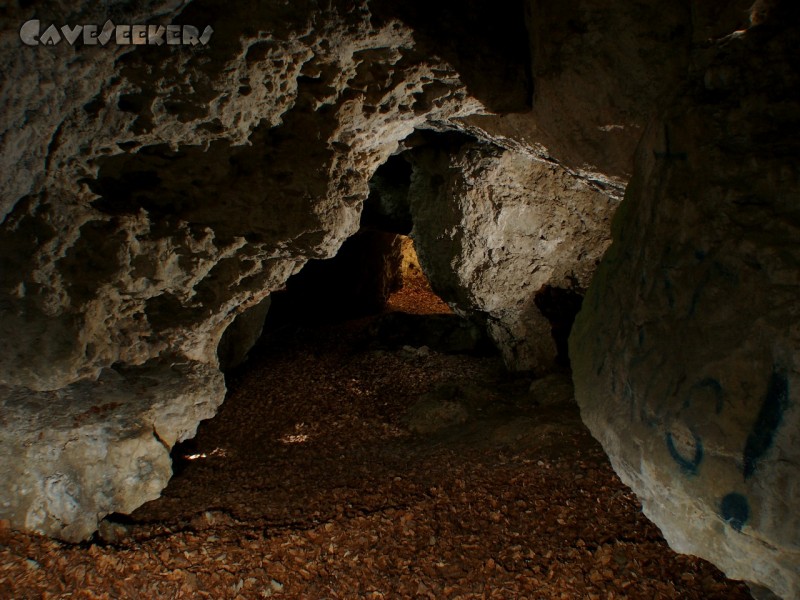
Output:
top-left (529, 373), bottom-right (576, 407)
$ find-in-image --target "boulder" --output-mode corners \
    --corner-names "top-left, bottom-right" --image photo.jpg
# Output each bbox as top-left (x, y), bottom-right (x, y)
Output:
top-left (0, 360), bottom-right (224, 542)
top-left (409, 140), bottom-right (617, 373)
top-left (570, 20), bottom-right (800, 599)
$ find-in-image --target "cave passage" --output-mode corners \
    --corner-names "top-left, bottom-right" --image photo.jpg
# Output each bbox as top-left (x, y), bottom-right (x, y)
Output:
top-left (1, 246), bottom-right (752, 598)
top-left (0, 145), bottom-right (754, 597)
top-left (1, 0), bottom-right (797, 597)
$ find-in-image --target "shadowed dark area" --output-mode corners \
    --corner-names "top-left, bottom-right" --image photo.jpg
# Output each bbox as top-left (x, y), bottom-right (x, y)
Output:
top-left (370, 0), bottom-right (533, 112)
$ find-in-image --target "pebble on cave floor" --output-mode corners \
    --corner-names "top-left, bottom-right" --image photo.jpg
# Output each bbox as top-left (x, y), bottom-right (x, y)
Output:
top-left (0, 281), bottom-right (753, 600)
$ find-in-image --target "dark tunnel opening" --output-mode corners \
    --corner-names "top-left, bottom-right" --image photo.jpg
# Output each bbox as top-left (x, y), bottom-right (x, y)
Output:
top-left (3, 0), bottom-right (793, 593)
top-left (215, 132), bottom-right (595, 378)
top-left (221, 144), bottom-right (502, 374)
top-left (266, 229), bottom-right (405, 326)
top-left (534, 285), bottom-right (584, 369)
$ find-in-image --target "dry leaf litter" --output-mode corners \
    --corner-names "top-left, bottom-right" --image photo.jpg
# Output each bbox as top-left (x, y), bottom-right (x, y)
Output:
top-left (0, 273), bottom-right (753, 599)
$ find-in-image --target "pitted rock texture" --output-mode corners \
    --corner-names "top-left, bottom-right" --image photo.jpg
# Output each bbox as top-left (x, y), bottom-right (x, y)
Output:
top-left (0, 4), bottom-right (487, 394)
top-left (408, 140), bottom-right (617, 373)
top-left (0, 0), bottom-right (499, 539)
top-left (570, 20), bottom-right (800, 600)
top-left (0, 360), bottom-right (224, 542)
top-left (1, 9), bottom-right (796, 600)
top-left (0, 0), bottom-right (186, 221)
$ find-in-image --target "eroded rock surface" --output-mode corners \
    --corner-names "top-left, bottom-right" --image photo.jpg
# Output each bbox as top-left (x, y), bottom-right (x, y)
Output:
top-left (570, 19), bottom-right (800, 599)
top-left (0, 360), bottom-right (224, 542)
top-left (409, 140), bottom-right (617, 373)
top-left (217, 295), bottom-right (271, 371)
top-left (1, 5), bottom-right (797, 598)
top-left (0, 4), bottom-right (492, 394)
top-left (0, 0), bottom-right (498, 538)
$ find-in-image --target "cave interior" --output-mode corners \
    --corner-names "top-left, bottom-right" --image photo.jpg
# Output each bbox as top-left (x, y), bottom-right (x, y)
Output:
top-left (0, 0), bottom-right (798, 598)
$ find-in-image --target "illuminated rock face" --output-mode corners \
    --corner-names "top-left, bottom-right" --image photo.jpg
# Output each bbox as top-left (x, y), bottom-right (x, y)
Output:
top-left (570, 18), bottom-right (800, 600)
top-left (0, 1), bottom-right (797, 596)
top-left (0, 361), bottom-right (224, 542)
top-left (0, 0), bottom-right (490, 540)
top-left (408, 140), bottom-right (617, 373)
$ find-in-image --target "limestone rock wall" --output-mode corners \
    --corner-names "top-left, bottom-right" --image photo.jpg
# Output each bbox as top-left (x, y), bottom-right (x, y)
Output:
top-left (408, 140), bottom-right (617, 373)
top-left (0, 0), bottom-right (490, 539)
top-left (0, 2), bottom-right (487, 394)
top-left (1, 4), bottom-right (797, 597)
top-left (217, 295), bottom-right (272, 371)
top-left (0, 360), bottom-right (224, 542)
top-left (570, 18), bottom-right (800, 599)
top-left (0, 0), bottom-right (186, 221)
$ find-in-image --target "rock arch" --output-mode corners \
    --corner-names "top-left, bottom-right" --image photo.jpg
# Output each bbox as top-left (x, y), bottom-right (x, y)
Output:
top-left (0, 1), bottom-right (797, 597)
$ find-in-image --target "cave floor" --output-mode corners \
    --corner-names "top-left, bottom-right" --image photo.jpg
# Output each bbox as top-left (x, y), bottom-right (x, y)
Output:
top-left (0, 282), bottom-right (753, 599)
